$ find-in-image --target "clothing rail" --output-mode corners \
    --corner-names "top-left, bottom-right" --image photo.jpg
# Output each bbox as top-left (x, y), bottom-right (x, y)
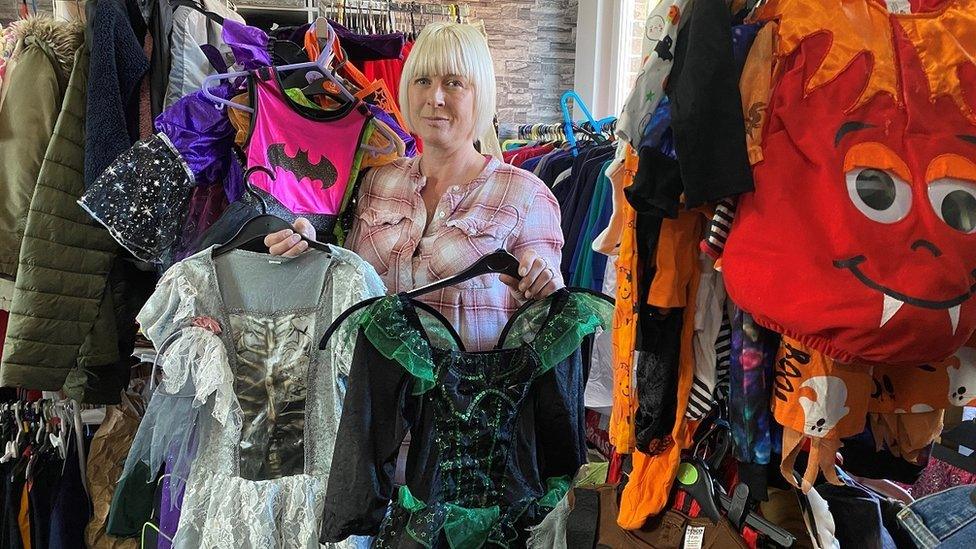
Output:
top-left (498, 123), bottom-right (566, 141)
top-left (321, 0), bottom-right (471, 18)
top-left (498, 121), bottom-right (616, 142)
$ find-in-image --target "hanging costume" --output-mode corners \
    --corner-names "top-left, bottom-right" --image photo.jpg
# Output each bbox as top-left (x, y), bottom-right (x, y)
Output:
top-left (106, 246), bottom-right (384, 548)
top-left (321, 289), bottom-right (613, 548)
top-left (244, 66), bottom-right (372, 236)
top-left (722, 0), bottom-right (976, 488)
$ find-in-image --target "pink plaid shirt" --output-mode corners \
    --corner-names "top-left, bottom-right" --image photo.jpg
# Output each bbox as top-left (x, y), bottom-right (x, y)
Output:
top-left (346, 155), bottom-right (565, 351)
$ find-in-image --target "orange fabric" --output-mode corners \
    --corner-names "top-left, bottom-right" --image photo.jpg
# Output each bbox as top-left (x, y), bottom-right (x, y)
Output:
top-left (305, 25), bottom-right (406, 129)
top-left (618, 267), bottom-right (701, 529)
top-left (842, 142), bottom-right (912, 181)
top-left (739, 22), bottom-right (775, 165)
top-left (772, 336), bottom-right (976, 490)
top-left (228, 92), bottom-right (251, 147)
top-left (897, 1), bottom-right (976, 121)
top-left (869, 410), bottom-right (944, 464)
top-left (310, 28), bottom-right (408, 128)
top-left (751, 0), bottom-right (897, 113)
top-left (647, 210), bottom-right (705, 309)
top-left (353, 79), bottom-right (407, 129)
top-left (18, 482), bottom-right (30, 549)
top-left (594, 144), bottom-right (640, 255)
top-left (609, 171), bottom-right (639, 453)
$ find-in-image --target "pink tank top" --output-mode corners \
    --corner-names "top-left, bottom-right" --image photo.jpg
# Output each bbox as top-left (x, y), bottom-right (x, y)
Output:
top-left (245, 66), bottom-right (371, 226)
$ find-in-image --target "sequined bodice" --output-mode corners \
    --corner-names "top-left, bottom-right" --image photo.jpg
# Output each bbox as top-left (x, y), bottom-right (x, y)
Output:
top-left (429, 346), bottom-right (536, 507)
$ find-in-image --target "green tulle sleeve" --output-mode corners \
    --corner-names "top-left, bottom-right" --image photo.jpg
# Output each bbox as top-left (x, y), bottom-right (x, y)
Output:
top-left (357, 296), bottom-right (438, 395)
top-left (537, 476), bottom-right (571, 509)
top-left (503, 291), bottom-right (614, 376)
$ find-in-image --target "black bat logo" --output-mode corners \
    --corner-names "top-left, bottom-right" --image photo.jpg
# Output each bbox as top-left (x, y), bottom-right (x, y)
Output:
top-left (266, 143), bottom-right (338, 190)
top-left (654, 35), bottom-right (674, 62)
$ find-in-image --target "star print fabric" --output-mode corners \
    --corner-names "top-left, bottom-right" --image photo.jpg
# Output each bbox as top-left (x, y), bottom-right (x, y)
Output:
top-left (79, 133), bottom-right (195, 264)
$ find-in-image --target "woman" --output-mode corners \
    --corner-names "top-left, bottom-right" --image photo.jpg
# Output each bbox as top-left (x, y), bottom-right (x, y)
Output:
top-left (266, 22), bottom-right (564, 352)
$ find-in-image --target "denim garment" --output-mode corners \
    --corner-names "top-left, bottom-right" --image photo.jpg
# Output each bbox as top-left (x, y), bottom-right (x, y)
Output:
top-left (897, 485), bottom-right (976, 548)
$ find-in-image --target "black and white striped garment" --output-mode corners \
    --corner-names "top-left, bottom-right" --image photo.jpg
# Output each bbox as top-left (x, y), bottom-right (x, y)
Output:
top-left (700, 199), bottom-right (736, 260)
top-left (715, 311), bottom-right (732, 399)
top-left (686, 308), bottom-right (733, 420)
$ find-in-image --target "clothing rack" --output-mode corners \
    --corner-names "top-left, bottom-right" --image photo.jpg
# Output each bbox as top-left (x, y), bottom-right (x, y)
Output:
top-left (499, 120), bottom-right (616, 143)
top-left (320, 1), bottom-right (471, 18)
top-left (499, 123), bottom-right (568, 142)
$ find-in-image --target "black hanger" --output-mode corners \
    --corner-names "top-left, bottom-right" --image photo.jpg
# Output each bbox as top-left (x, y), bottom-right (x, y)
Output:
top-left (672, 408), bottom-right (796, 547)
top-left (317, 248), bottom-right (533, 351)
top-left (673, 458), bottom-right (795, 546)
top-left (719, 489), bottom-right (796, 547)
top-left (169, 0), bottom-right (224, 25)
top-left (317, 294), bottom-right (465, 351)
top-left (405, 248), bottom-right (521, 298)
top-left (674, 458), bottom-right (724, 523)
top-left (409, 2), bottom-right (417, 40)
top-left (213, 166), bottom-right (332, 257)
top-left (300, 79), bottom-right (349, 102)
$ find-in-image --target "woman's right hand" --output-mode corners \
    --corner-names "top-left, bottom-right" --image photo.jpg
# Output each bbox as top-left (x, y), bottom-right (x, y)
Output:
top-left (264, 217), bottom-right (317, 257)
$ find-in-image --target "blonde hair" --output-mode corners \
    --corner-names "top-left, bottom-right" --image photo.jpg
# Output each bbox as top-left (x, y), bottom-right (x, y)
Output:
top-left (398, 22), bottom-right (497, 141)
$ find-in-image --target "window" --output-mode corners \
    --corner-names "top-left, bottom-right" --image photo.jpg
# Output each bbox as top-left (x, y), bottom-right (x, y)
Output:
top-left (572, 0), bottom-right (658, 120)
top-left (616, 0), bottom-right (655, 113)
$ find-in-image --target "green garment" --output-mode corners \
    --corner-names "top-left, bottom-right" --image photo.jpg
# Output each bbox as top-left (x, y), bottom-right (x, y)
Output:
top-left (1, 44), bottom-right (130, 403)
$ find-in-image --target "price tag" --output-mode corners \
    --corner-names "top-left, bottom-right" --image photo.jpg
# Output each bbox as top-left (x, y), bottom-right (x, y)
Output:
top-left (683, 525), bottom-right (705, 549)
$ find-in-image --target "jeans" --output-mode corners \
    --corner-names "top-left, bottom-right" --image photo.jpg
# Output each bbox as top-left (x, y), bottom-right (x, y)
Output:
top-left (897, 485), bottom-right (976, 548)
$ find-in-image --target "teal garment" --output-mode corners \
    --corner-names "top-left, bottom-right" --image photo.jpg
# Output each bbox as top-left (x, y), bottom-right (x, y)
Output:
top-left (572, 160), bottom-right (612, 289)
top-left (322, 289), bottom-right (613, 548)
top-left (106, 461), bottom-right (156, 538)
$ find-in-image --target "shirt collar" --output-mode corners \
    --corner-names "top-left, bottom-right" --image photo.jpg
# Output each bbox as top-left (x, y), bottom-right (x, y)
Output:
top-left (408, 154), bottom-right (500, 194)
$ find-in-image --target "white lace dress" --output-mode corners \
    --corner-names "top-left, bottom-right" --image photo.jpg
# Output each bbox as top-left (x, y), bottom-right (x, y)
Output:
top-left (117, 246), bottom-right (384, 548)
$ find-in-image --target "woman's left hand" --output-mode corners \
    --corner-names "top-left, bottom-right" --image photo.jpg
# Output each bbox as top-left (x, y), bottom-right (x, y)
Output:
top-left (500, 251), bottom-right (563, 300)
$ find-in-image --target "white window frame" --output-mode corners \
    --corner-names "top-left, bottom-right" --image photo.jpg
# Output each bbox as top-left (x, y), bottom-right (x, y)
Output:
top-left (572, 0), bottom-right (637, 121)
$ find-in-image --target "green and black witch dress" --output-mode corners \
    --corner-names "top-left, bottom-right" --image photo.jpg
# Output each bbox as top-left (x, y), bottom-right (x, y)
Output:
top-left (319, 288), bottom-right (613, 548)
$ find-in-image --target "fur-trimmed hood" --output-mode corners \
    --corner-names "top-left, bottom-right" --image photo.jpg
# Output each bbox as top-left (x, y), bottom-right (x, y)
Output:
top-left (4, 16), bottom-right (84, 77)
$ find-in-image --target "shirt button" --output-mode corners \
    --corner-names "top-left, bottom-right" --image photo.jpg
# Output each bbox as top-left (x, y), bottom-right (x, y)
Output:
top-left (451, 185), bottom-right (460, 192)
top-left (438, 211), bottom-right (446, 219)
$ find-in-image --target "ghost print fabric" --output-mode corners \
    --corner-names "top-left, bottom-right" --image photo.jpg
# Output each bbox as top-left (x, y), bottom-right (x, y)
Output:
top-left (771, 335), bottom-right (976, 491)
top-left (79, 133), bottom-right (195, 264)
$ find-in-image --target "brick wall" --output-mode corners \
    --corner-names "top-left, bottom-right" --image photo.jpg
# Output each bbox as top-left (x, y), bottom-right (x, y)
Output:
top-left (626, 0), bottom-right (650, 90)
top-left (2, 0), bottom-right (580, 125)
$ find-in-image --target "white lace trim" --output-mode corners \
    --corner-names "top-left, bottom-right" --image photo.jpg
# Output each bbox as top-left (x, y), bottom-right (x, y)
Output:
top-left (173, 471), bottom-right (330, 549)
top-left (170, 268), bottom-right (199, 327)
top-left (159, 327), bottom-right (237, 425)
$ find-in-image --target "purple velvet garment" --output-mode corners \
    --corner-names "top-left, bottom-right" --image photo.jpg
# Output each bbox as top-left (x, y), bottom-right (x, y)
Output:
top-left (154, 18), bottom-right (278, 200)
top-left (367, 104), bottom-right (417, 157)
top-left (328, 19), bottom-right (405, 61)
top-left (155, 18), bottom-right (411, 230)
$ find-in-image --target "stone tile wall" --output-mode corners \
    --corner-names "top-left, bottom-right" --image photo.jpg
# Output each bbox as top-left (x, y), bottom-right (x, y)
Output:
top-left (468, 0), bottom-right (578, 124)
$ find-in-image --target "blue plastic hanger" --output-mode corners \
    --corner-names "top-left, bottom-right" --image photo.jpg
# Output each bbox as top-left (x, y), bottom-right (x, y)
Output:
top-left (200, 20), bottom-right (396, 157)
top-left (560, 90), bottom-right (616, 156)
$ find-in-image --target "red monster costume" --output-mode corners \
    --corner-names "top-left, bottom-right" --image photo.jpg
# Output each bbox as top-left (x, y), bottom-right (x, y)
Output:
top-left (724, 0), bottom-right (976, 489)
top-left (724, 0), bottom-right (976, 367)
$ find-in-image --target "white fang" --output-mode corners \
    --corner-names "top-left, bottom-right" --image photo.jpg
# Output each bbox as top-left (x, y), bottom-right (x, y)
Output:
top-left (881, 295), bottom-right (904, 328)
top-left (949, 305), bottom-right (961, 335)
